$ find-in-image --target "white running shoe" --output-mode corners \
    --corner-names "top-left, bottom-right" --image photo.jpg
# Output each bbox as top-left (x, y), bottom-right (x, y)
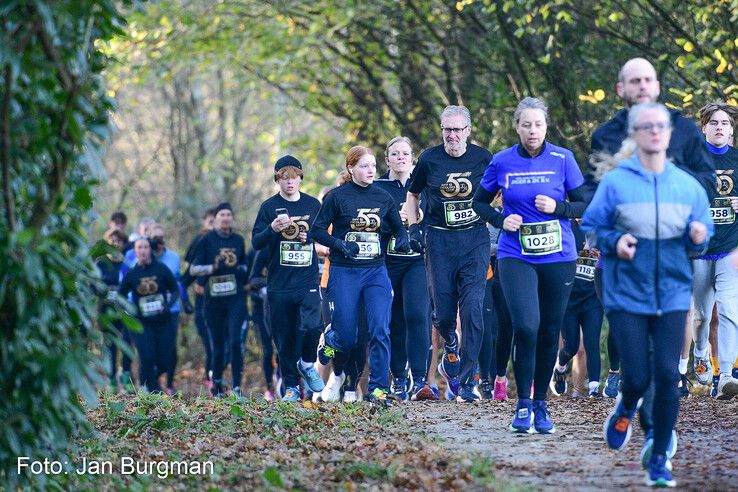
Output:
top-left (716, 372), bottom-right (738, 400)
top-left (693, 356), bottom-right (712, 385)
top-left (342, 390), bottom-right (358, 402)
top-left (320, 371), bottom-right (345, 402)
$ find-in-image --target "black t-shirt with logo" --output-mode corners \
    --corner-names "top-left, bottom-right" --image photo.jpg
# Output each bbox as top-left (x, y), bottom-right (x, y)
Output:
top-left (312, 181), bottom-right (407, 268)
top-left (408, 143), bottom-right (493, 230)
top-left (374, 173), bottom-right (427, 265)
top-left (191, 229), bottom-right (248, 306)
top-left (704, 145), bottom-right (738, 256)
top-left (119, 259), bottom-right (178, 321)
top-left (251, 192), bottom-right (321, 292)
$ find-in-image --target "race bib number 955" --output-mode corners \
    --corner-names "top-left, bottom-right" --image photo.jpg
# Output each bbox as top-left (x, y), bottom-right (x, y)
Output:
top-left (280, 241), bottom-right (313, 267)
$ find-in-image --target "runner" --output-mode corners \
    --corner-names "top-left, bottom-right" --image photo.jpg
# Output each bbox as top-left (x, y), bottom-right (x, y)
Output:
top-left (251, 155), bottom-right (325, 402)
top-left (246, 247), bottom-right (278, 401)
top-left (181, 208), bottom-right (217, 391)
top-left (550, 220), bottom-right (604, 398)
top-left (478, 222), bottom-right (501, 399)
top-left (189, 202), bottom-right (249, 397)
top-left (473, 97), bottom-right (586, 432)
top-left (96, 229), bottom-right (133, 392)
top-left (118, 237), bottom-right (180, 393)
top-left (406, 105), bottom-right (493, 402)
top-left (374, 136), bottom-right (434, 401)
top-left (582, 102), bottom-right (712, 488)
top-left (692, 102), bottom-right (738, 399)
top-left (312, 145), bottom-right (411, 407)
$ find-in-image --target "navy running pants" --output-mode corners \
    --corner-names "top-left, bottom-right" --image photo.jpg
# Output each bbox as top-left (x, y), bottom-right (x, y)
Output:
top-left (559, 305), bottom-right (603, 382)
top-left (205, 298), bottom-right (247, 389)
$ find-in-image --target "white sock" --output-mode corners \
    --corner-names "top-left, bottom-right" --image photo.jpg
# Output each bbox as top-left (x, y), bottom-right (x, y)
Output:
top-left (299, 359), bottom-right (314, 370)
top-left (588, 381), bottom-right (600, 393)
top-left (678, 357), bottom-right (689, 375)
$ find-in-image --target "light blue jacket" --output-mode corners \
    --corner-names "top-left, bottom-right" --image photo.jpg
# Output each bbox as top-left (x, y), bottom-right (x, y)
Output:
top-left (581, 155), bottom-right (713, 315)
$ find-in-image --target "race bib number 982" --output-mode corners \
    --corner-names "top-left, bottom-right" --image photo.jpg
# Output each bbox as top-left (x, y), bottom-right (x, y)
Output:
top-left (444, 200), bottom-right (478, 227)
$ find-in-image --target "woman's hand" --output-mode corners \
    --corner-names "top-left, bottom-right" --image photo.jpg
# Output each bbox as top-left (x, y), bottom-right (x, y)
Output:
top-left (534, 195), bottom-right (556, 214)
top-left (503, 214), bottom-right (523, 232)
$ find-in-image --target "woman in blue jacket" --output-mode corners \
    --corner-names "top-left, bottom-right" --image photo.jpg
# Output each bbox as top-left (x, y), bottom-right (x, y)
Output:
top-left (581, 102), bottom-right (712, 488)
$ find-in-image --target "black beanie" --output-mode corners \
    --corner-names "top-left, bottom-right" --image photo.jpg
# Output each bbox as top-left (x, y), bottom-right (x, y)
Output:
top-left (274, 155), bottom-right (303, 172)
top-left (214, 202), bottom-right (232, 215)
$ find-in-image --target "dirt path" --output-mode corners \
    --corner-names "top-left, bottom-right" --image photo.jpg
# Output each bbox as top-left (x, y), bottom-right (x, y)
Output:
top-left (406, 397), bottom-right (738, 491)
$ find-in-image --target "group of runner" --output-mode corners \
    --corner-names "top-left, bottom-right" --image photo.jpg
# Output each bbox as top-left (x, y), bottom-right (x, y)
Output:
top-left (97, 57), bottom-right (738, 488)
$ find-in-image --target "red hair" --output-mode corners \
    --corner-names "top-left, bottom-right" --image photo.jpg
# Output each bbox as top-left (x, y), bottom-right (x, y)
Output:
top-left (345, 146), bottom-right (374, 173)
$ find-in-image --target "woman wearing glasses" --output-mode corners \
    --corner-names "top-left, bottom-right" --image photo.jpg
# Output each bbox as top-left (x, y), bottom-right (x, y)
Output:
top-left (582, 102), bottom-right (712, 488)
top-left (472, 97), bottom-right (587, 433)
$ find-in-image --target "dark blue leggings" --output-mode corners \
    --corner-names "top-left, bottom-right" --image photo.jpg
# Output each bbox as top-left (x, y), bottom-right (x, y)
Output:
top-left (252, 295), bottom-right (275, 386)
top-left (205, 300), bottom-right (247, 389)
top-left (165, 313), bottom-right (179, 387)
top-left (498, 258), bottom-right (575, 400)
top-left (388, 260), bottom-right (431, 381)
top-left (134, 316), bottom-right (176, 392)
top-left (194, 295), bottom-right (214, 378)
top-left (559, 306), bottom-right (603, 382)
top-left (608, 310), bottom-right (686, 456)
top-left (479, 275), bottom-right (498, 381)
top-left (493, 268), bottom-right (513, 378)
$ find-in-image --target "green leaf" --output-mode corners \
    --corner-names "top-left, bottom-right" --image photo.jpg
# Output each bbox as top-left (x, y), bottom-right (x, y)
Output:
top-left (262, 466), bottom-right (284, 487)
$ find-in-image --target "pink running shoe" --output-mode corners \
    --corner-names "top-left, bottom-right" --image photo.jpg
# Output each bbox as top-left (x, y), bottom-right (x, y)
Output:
top-left (494, 379), bottom-right (507, 401)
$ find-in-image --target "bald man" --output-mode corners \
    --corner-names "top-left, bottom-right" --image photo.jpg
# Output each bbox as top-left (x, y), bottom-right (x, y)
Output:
top-left (589, 57), bottom-right (714, 191)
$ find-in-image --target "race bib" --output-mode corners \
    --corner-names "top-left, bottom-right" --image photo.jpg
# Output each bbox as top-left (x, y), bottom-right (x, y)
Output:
top-left (387, 235), bottom-right (421, 258)
top-left (106, 287), bottom-right (118, 302)
top-left (711, 197), bottom-right (735, 225)
top-left (279, 241), bottom-right (313, 267)
top-left (575, 255), bottom-right (596, 282)
top-left (138, 294), bottom-right (164, 317)
top-left (444, 200), bottom-right (478, 227)
top-left (519, 220), bottom-right (563, 256)
top-left (209, 274), bottom-right (237, 297)
top-left (345, 231), bottom-right (381, 259)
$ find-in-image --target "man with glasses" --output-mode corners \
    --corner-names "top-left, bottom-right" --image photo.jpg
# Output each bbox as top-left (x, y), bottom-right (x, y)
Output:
top-left (406, 105), bottom-right (492, 402)
top-left (585, 57), bottom-right (715, 470)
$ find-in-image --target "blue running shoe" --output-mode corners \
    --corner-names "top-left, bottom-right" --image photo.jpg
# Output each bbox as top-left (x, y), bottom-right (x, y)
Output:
top-left (645, 454), bottom-right (676, 488)
top-left (368, 388), bottom-right (393, 408)
top-left (438, 358), bottom-right (461, 398)
top-left (429, 384), bottom-right (440, 400)
top-left (393, 377), bottom-right (408, 401)
top-left (603, 394), bottom-right (640, 449)
top-left (297, 362), bottom-right (325, 393)
top-left (317, 331), bottom-right (337, 366)
top-left (604, 371), bottom-right (620, 398)
top-left (440, 344), bottom-right (461, 379)
top-left (532, 400), bottom-right (555, 434)
top-left (456, 384), bottom-right (479, 403)
top-left (509, 399), bottom-right (534, 433)
top-left (711, 375), bottom-right (720, 398)
top-left (282, 386), bottom-right (300, 402)
top-left (640, 429), bottom-right (677, 470)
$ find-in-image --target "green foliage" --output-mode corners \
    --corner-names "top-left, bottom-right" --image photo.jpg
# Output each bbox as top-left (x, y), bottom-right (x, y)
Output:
top-left (0, 1), bottom-right (130, 487)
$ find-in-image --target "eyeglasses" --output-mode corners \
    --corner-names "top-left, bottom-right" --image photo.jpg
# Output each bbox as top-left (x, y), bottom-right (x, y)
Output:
top-left (633, 122), bottom-right (671, 132)
top-left (441, 126), bottom-right (468, 134)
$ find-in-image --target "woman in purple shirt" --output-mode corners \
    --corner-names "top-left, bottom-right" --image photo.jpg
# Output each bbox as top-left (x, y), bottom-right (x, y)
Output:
top-left (473, 97), bottom-right (588, 434)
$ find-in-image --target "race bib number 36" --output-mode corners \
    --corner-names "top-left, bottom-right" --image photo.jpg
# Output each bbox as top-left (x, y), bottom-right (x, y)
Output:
top-left (345, 231), bottom-right (381, 259)
top-left (209, 274), bottom-right (237, 297)
top-left (139, 294), bottom-right (164, 317)
top-left (520, 220), bottom-right (563, 256)
top-left (280, 241), bottom-right (313, 267)
top-left (711, 197), bottom-right (735, 225)
top-left (444, 200), bottom-right (478, 227)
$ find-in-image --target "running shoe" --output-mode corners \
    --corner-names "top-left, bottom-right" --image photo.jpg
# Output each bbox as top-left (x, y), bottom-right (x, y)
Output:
top-left (342, 390), bottom-right (358, 403)
top-left (715, 372), bottom-right (738, 400)
top-left (317, 334), bottom-right (337, 366)
top-left (693, 356), bottom-right (712, 385)
top-left (509, 399), bottom-right (534, 433)
top-left (320, 371), bottom-right (345, 402)
top-left (479, 379), bottom-right (494, 400)
top-left (438, 359), bottom-right (461, 398)
top-left (603, 394), bottom-right (640, 449)
top-left (297, 362), bottom-right (325, 393)
top-left (711, 375), bottom-right (720, 398)
top-left (604, 371), bottom-right (620, 398)
top-left (411, 381), bottom-right (436, 401)
top-left (263, 389), bottom-right (275, 402)
top-left (368, 388), bottom-right (393, 408)
top-left (532, 399), bottom-right (555, 434)
top-left (392, 377), bottom-right (408, 401)
top-left (456, 384), bottom-right (480, 403)
top-left (733, 367), bottom-right (738, 379)
top-left (164, 386), bottom-right (178, 397)
top-left (493, 379), bottom-right (508, 401)
top-left (211, 380), bottom-right (225, 398)
top-left (550, 367), bottom-right (568, 396)
top-left (644, 454), bottom-right (676, 488)
top-left (428, 384), bottom-right (440, 400)
top-left (589, 390), bottom-right (603, 399)
top-left (230, 386), bottom-right (244, 399)
top-left (678, 374), bottom-right (691, 398)
top-left (640, 429), bottom-right (677, 470)
top-left (282, 386), bottom-right (300, 402)
top-left (120, 371), bottom-right (135, 394)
